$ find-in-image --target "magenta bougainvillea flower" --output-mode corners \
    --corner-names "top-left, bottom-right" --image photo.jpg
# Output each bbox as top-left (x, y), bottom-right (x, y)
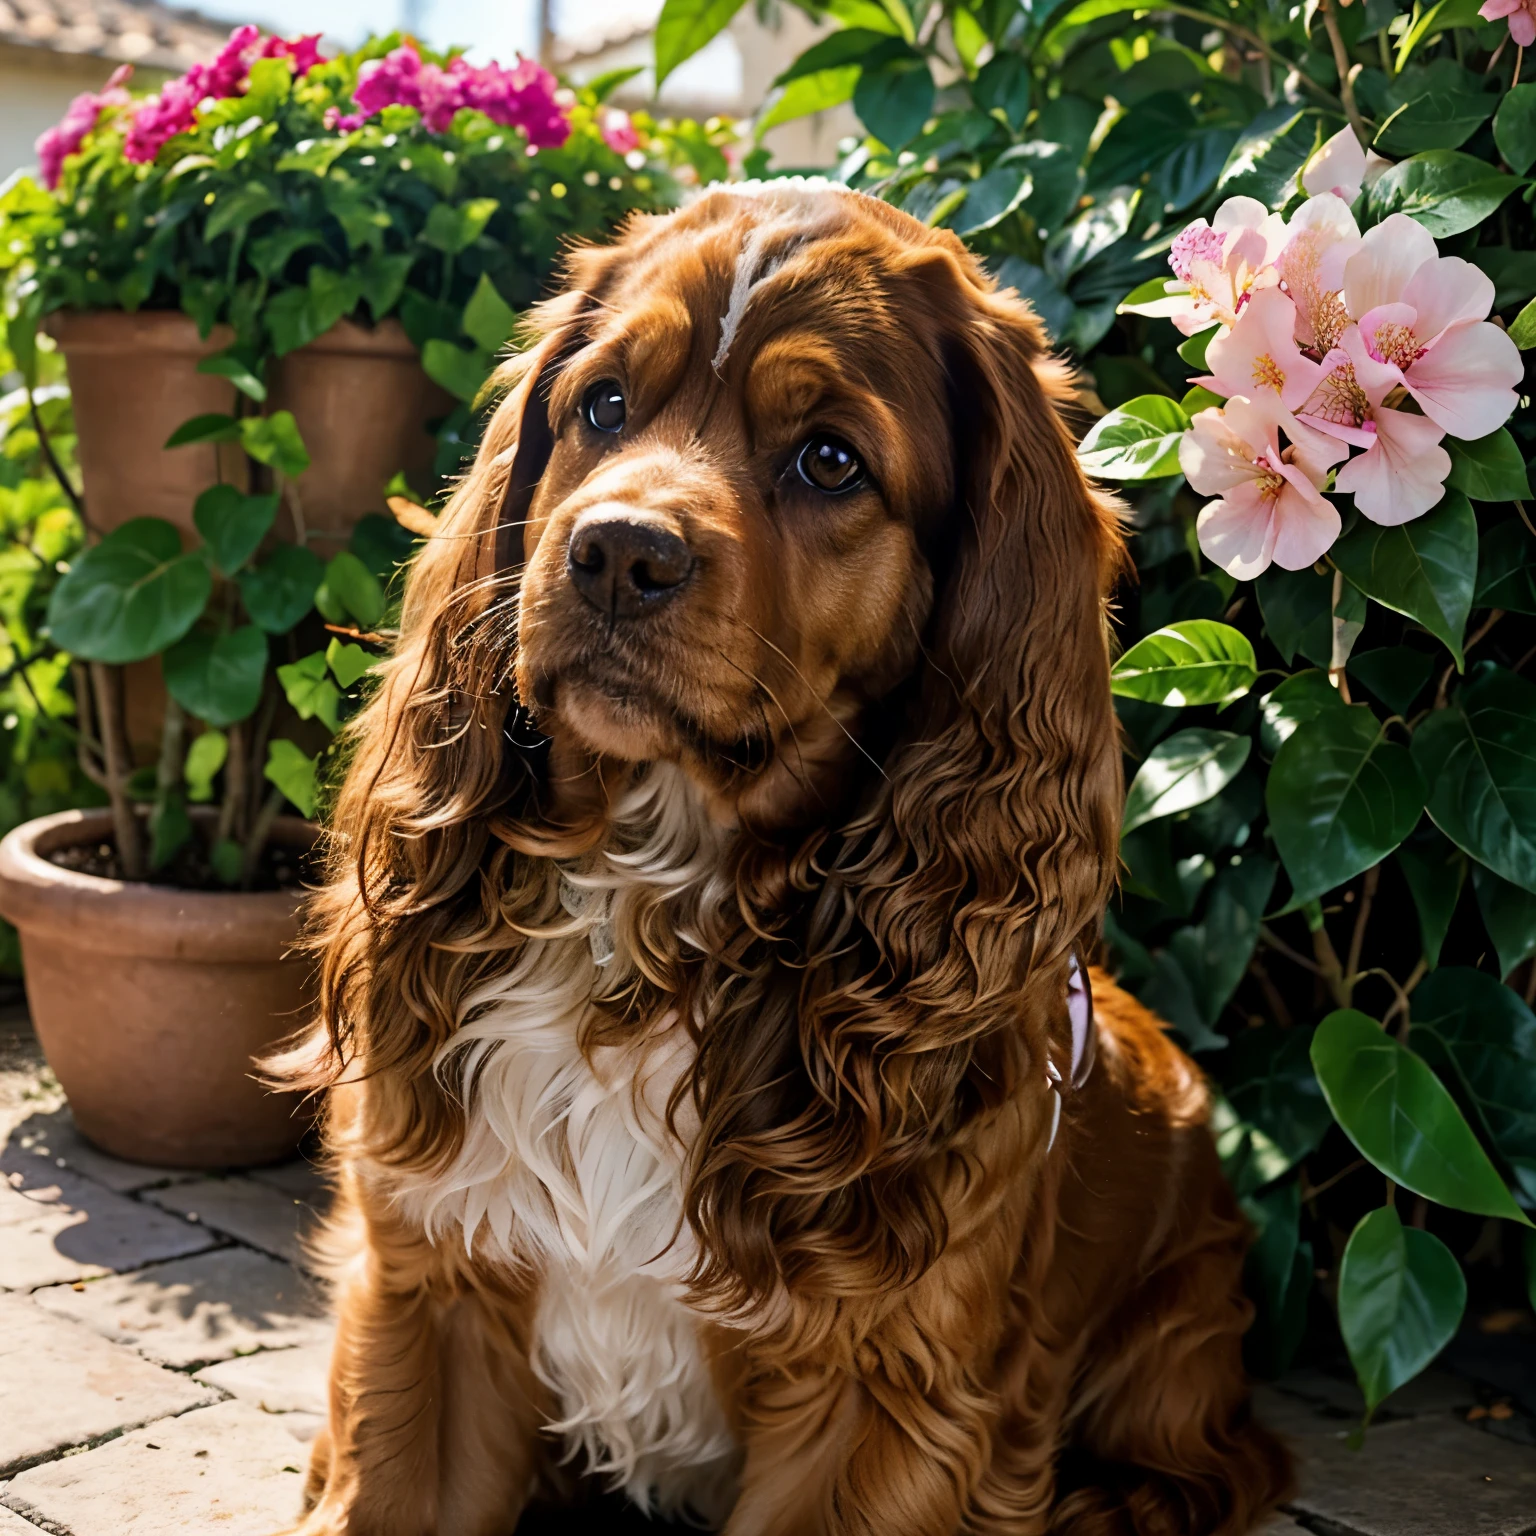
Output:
top-left (122, 25), bottom-right (329, 164)
top-left (599, 107), bottom-right (641, 155)
top-left (35, 65), bottom-right (133, 189)
top-left (349, 43), bottom-right (569, 146)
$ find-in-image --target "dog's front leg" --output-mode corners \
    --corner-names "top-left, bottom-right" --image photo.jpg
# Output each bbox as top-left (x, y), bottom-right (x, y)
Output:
top-left (722, 1249), bottom-right (1015, 1536)
top-left (286, 1198), bottom-right (547, 1536)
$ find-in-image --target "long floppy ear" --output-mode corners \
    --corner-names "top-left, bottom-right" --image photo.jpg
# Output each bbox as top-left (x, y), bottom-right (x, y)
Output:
top-left (685, 240), bottom-right (1125, 1305)
top-left (284, 282), bottom-right (595, 1144)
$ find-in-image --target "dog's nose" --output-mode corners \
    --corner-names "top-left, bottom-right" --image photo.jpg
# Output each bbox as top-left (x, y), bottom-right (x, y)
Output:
top-left (566, 515), bottom-right (694, 619)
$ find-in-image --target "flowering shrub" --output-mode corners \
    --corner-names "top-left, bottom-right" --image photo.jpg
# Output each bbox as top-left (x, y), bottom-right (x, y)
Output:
top-left (0, 28), bottom-right (733, 885)
top-left (661, 0), bottom-right (1536, 1422)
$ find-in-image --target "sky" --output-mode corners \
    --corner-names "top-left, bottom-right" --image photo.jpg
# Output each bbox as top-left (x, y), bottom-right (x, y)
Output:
top-left (184, 0), bottom-right (639, 65)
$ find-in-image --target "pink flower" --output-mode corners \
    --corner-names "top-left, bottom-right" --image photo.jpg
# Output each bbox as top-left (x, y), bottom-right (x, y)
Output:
top-left (324, 107), bottom-right (366, 132)
top-left (261, 32), bottom-right (325, 76)
top-left (196, 23), bottom-right (262, 100)
top-left (1481, 0), bottom-right (1536, 45)
top-left (1199, 288), bottom-right (1324, 412)
top-left (1181, 394), bottom-right (1346, 578)
top-left (1130, 196), bottom-right (1287, 336)
top-left (1298, 328), bottom-right (1452, 526)
top-left (123, 74), bottom-right (201, 162)
top-left (349, 44), bottom-right (569, 146)
top-left (1342, 213), bottom-right (1523, 441)
top-left (35, 65), bottom-right (132, 189)
top-left (1275, 193), bottom-right (1359, 356)
top-left (599, 106), bottom-right (640, 155)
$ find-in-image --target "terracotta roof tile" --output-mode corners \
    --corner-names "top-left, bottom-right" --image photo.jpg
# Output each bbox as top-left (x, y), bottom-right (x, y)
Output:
top-left (0, 0), bottom-right (237, 73)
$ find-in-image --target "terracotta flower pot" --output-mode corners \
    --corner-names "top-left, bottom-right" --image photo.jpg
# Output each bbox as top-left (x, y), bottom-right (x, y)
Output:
top-left (47, 308), bottom-right (450, 552)
top-left (45, 310), bottom-right (248, 537)
top-left (0, 808), bottom-right (319, 1169)
top-left (269, 317), bottom-right (453, 554)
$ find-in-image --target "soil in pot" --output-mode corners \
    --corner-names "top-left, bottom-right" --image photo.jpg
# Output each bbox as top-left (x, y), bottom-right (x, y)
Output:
top-left (0, 808), bottom-right (321, 1169)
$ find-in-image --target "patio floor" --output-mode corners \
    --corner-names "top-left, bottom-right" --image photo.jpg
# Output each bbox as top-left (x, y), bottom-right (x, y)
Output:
top-left (1, 1002), bottom-right (1532, 1536)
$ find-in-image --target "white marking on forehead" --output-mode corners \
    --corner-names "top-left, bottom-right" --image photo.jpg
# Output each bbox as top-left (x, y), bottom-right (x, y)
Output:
top-left (710, 197), bottom-right (846, 374)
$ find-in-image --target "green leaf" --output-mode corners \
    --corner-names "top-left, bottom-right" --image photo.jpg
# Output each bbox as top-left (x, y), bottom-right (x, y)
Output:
top-left (1122, 728), bottom-right (1251, 836)
top-left (1347, 646), bottom-right (1437, 714)
top-left (356, 251), bottom-right (415, 323)
top-left (192, 485), bottom-right (279, 577)
top-left (1268, 704), bottom-right (1425, 904)
top-left (1365, 150), bottom-right (1526, 238)
top-left (973, 51), bottom-right (1031, 129)
top-left (1210, 1091), bottom-right (1294, 1197)
top-left (1177, 327), bottom-right (1217, 371)
top-left (277, 650), bottom-right (341, 733)
top-left (264, 737), bottom-right (318, 819)
top-left (204, 183), bottom-right (280, 242)
top-left (1493, 81), bottom-right (1536, 175)
top-left (1311, 1009), bottom-right (1531, 1222)
top-left (307, 267), bottom-right (361, 337)
top-left (1224, 1023), bottom-right (1334, 1171)
top-left (461, 274), bottom-right (518, 354)
top-left (149, 790), bottom-right (192, 871)
top-left (585, 65), bottom-right (645, 102)
top-left (237, 544), bottom-right (324, 634)
top-left (1111, 621), bottom-right (1256, 709)
top-left (210, 837), bottom-right (244, 887)
top-left (758, 66), bottom-right (862, 134)
top-left (324, 551), bottom-right (385, 629)
top-left (264, 286), bottom-right (320, 358)
top-left (1396, 827), bottom-right (1466, 969)
top-left (46, 518), bottom-right (212, 665)
top-left (1374, 91), bottom-right (1494, 155)
top-left (1256, 564), bottom-right (1362, 668)
top-left (1471, 866), bottom-right (1536, 981)
top-left (854, 57), bottom-right (935, 148)
top-left (655, 0), bottom-right (748, 88)
top-left (1512, 298), bottom-right (1536, 350)
top-left (1217, 104), bottom-right (1313, 209)
top-left (1077, 395), bottom-right (1190, 481)
top-left (773, 27), bottom-right (890, 85)
top-left (196, 352), bottom-right (266, 403)
top-left (325, 637), bottom-right (373, 689)
top-left (1166, 854), bottom-right (1277, 1036)
top-left (1329, 490), bottom-right (1477, 667)
top-left (1445, 429), bottom-right (1532, 502)
top-left (1414, 664), bottom-right (1536, 895)
top-left (1339, 1207), bottom-right (1466, 1417)
top-left (421, 197), bottom-right (500, 256)
top-left (184, 729), bottom-right (228, 803)
top-left (164, 413), bottom-right (240, 450)
top-left (248, 227), bottom-right (324, 281)
top-left (163, 624), bottom-right (267, 729)
top-left (1476, 519), bottom-right (1536, 613)
top-left (422, 339), bottom-right (492, 405)
top-left (1243, 1181), bottom-right (1313, 1379)
top-left (1259, 669), bottom-right (1349, 756)
top-left (952, 163), bottom-right (1031, 235)
top-left (991, 256), bottom-right (1076, 343)
top-left (239, 412), bottom-right (310, 480)
top-left (1394, 0), bottom-right (1488, 68)
top-left (1412, 968), bottom-right (1536, 1206)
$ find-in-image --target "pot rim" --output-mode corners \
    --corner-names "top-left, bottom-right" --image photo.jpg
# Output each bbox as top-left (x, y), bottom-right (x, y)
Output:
top-left (43, 309), bottom-right (235, 356)
top-left (0, 808), bottom-right (319, 961)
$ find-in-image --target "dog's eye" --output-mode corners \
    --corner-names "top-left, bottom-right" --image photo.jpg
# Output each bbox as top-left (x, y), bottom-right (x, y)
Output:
top-left (796, 435), bottom-right (863, 494)
top-left (585, 381), bottom-right (626, 434)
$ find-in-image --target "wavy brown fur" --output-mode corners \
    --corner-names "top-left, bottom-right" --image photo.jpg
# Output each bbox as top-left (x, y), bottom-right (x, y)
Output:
top-left (279, 186), bottom-right (1291, 1536)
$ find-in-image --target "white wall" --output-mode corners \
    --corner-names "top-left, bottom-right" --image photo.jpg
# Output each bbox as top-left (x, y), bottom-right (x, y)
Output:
top-left (0, 48), bottom-right (146, 182)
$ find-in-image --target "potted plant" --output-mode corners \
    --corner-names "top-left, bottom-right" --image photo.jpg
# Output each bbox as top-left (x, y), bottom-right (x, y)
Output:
top-left (0, 28), bottom-right (731, 1167)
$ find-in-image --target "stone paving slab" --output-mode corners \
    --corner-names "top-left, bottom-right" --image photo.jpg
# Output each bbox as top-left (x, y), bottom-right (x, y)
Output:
top-left (146, 1176), bottom-right (321, 1271)
top-left (0, 1293), bottom-right (216, 1476)
top-left (1, 1400), bottom-right (309, 1535)
top-left (1, 1106), bottom-right (196, 1195)
top-left (0, 1169), bottom-right (217, 1292)
top-left (196, 1339), bottom-right (332, 1417)
top-left (0, 1508), bottom-right (50, 1534)
top-left (246, 1158), bottom-right (329, 1205)
top-left (1278, 1408), bottom-right (1536, 1536)
top-left (31, 1248), bottom-right (332, 1370)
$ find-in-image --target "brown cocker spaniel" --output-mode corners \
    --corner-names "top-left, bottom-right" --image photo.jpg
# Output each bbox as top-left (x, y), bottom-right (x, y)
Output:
top-left (279, 183), bottom-right (1291, 1536)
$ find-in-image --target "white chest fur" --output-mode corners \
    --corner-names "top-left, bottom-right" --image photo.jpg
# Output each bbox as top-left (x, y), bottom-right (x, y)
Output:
top-left (395, 766), bottom-right (740, 1521)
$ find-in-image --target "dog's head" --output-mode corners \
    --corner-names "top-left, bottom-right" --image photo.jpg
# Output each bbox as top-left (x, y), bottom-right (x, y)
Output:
top-left (470, 184), bottom-right (1125, 842)
top-left (316, 186), bottom-right (1126, 1254)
